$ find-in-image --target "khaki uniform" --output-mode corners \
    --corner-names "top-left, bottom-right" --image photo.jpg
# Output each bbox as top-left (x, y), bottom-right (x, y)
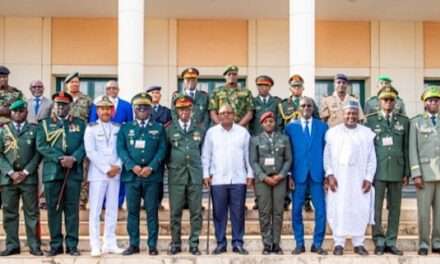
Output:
top-left (409, 112), bottom-right (440, 250)
top-left (320, 93), bottom-right (365, 127)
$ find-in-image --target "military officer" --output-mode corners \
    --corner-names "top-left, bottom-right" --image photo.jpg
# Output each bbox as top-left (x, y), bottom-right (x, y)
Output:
top-left (365, 87), bottom-right (409, 256)
top-left (0, 66), bottom-right (23, 126)
top-left (166, 95), bottom-right (204, 256)
top-left (278, 74), bottom-right (319, 127)
top-left (36, 91), bottom-right (86, 256)
top-left (117, 92), bottom-right (167, 256)
top-left (147, 86), bottom-right (172, 128)
top-left (172, 67), bottom-right (209, 130)
top-left (63, 72), bottom-right (92, 209)
top-left (250, 75), bottom-right (282, 136)
top-left (209, 65), bottom-right (254, 126)
top-left (320, 73), bottom-right (365, 127)
top-left (249, 112), bottom-right (292, 255)
top-left (409, 86), bottom-right (440, 256)
top-left (365, 75), bottom-right (406, 115)
top-left (0, 99), bottom-right (43, 256)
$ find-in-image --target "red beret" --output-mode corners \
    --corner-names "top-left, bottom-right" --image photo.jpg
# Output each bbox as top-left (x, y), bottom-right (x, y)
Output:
top-left (260, 112), bottom-right (275, 124)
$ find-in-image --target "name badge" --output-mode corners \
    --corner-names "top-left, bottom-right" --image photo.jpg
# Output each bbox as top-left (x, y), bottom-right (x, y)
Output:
top-left (382, 136), bottom-right (393, 146)
top-left (264, 158), bottom-right (275, 166)
top-left (134, 140), bottom-right (145, 149)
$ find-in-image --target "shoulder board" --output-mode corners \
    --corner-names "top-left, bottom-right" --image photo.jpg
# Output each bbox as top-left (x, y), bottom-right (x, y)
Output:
top-left (272, 96), bottom-right (281, 101)
top-left (281, 98), bottom-right (289, 102)
top-left (411, 114), bottom-right (423, 121)
top-left (395, 112), bottom-right (409, 119)
top-left (366, 112), bottom-right (380, 118)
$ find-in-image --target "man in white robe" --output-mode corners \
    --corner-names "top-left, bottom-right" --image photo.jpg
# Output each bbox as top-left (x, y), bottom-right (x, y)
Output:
top-left (324, 100), bottom-right (376, 256)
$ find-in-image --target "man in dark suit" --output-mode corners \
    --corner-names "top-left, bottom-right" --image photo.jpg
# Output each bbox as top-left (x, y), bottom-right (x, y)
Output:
top-left (285, 96), bottom-right (328, 255)
top-left (89, 80), bottom-right (133, 208)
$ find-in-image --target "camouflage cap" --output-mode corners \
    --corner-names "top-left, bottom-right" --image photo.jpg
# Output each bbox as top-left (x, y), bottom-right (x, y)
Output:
top-left (421, 86), bottom-right (440, 101)
top-left (9, 99), bottom-right (27, 111)
top-left (223, 65), bottom-right (239, 76)
top-left (256, 75), bottom-right (274, 86)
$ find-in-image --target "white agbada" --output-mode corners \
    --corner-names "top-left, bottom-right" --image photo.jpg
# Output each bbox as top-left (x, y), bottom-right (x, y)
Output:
top-left (324, 123), bottom-right (376, 237)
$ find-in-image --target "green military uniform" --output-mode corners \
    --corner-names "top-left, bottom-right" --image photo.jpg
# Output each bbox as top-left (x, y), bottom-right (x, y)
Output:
top-left (249, 112), bottom-right (292, 250)
top-left (36, 92), bottom-right (86, 252)
top-left (209, 65), bottom-right (254, 124)
top-left (172, 91), bottom-right (209, 130)
top-left (365, 87), bottom-right (409, 250)
top-left (365, 76), bottom-right (406, 115)
top-left (117, 93), bottom-right (167, 251)
top-left (409, 86), bottom-right (440, 252)
top-left (167, 95), bottom-right (204, 252)
top-left (0, 100), bottom-right (41, 253)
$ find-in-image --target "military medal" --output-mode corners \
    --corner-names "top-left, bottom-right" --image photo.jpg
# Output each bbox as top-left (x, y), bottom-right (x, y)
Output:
top-left (128, 129), bottom-right (135, 137)
top-left (149, 130), bottom-right (159, 136)
top-left (193, 131), bottom-right (201, 141)
top-left (394, 122), bottom-right (404, 131)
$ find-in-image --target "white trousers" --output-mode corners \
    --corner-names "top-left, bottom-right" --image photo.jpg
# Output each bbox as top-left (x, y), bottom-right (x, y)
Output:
top-left (89, 179), bottom-right (120, 250)
top-left (333, 235), bottom-right (365, 247)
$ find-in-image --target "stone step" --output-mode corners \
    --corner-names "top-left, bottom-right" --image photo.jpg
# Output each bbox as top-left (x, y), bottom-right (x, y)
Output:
top-left (0, 253), bottom-right (438, 264)
top-left (0, 220), bottom-right (419, 236)
top-left (0, 235), bottom-right (422, 252)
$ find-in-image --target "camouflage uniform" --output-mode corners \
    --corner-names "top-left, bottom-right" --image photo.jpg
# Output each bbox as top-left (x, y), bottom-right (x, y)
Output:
top-left (69, 92), bottom-right (92, 208)
top-left (209, 85), bottom-right (254, 124)
top-left (0, 86), bottom-right (23, 125)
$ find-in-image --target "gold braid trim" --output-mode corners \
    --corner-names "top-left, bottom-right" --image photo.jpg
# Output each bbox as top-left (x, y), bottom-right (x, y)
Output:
top-left (3, 125), bottom-right (18, 154)
top-left (42, 120), bottom-right (66, 151)
top-left (278, 103), bottom-right (300, 125)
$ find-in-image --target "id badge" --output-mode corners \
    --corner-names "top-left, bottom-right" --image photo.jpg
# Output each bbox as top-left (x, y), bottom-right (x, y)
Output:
top-left (134, 140), bottom-right (146, 149)
top-left (264, 158), bottom-right (275, 166)
top-left (382, 136), bottom-right (393, 146)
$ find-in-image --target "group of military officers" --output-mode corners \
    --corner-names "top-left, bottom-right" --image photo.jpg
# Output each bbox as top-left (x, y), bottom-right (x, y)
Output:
top-left (0, 63), bottom-right (439, 257)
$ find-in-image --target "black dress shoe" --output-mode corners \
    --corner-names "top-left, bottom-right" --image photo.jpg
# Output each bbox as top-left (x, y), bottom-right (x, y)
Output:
top-left (418, 248), bottom-right (428, 256)
top-left (354, 246), bottom-right (369, 256)
top-left (311, 245), bottom-right (328, 255)
top-left (45, 247), bottom-right (63, 257)
top-left (262, 245), bottom-right (272, 255)
top-left (0, 247), bottom-right (20, 256)
top-left (122, 246), bottom-right (140, 256)
top-left (252, 204), bottom-right (259, 210)
top-left (66, 248), bottom-right (80, 256)
top-left (432, 248), bottom-right (440, 254)
top-left (30, 248), bottom-right (44, 256)
top-left (149, 248), bottom-right (159, 256)
top-left (385, 245), bottom-right (403, 256)
top-left (212, 246), bottom-right (226, 255)
top-left (189, 247), bottom-right (201, 255)
top-left (232, 245), bottom-right (248, 255)
top-left (333, 245), bottom-right (344, 256)
top-left (272, 244), bottom-right (283, 255)
top-left (168, 245), bottom-right (181, 255)
top-left (292, 246), bottom-right (305, 255)
top-left (374, 246), bottom-right (385, 255)
top-left (304, 200), bottom-right (313, 212)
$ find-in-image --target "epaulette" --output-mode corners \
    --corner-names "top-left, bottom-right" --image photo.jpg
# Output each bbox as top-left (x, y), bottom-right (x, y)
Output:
top-left (366, 112), bottom-right (380, 118)
top-left (395, 112), bottom-right (409, 119)
top-left (411, 114), bottom-right (423, 121)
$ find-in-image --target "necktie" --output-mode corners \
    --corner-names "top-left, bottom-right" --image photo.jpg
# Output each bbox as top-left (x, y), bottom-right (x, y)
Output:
top-left (140, 120), bottom-right (146, 128)
top-left (183, 122), bottom-right (188, 133)
top-left (432, 116), bottom-right (437, 126)
top-left (16, 123), bottom-right (21, 133)
top-left (34, 97), bottom-right (40, 115)
top-left (189, 91), bottom-right (195, 98)
top-left (386, 114), bottom-right (391, 127)
top-left (154, 105), bottom-right (159, 112)
top-left (305, 120), bottom-right (311, 138)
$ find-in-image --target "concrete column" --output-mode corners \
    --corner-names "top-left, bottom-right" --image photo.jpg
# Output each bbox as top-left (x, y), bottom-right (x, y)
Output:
top-left (118, 0), bottom-right (144, 101)
top-left (289, 0), bottom-right (315, 97)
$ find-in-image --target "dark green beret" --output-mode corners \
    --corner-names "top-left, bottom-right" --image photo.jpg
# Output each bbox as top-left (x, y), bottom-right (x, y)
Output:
top-left (223, 65), bottom-right (239, 76)
top-left (64, 72), bottom-right (80, 84)
top-left (9, 99), bottom-right (27, 111)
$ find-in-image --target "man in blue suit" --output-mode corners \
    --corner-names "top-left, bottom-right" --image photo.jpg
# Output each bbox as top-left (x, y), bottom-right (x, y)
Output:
top-left (89, 80), bottom-right (133, 208)
top-left (285, 96), bottom-right (328, 255)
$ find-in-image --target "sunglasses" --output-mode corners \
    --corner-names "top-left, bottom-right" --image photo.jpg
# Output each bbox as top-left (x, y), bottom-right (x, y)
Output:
top-left (300, 104), bottom-right (313, 108)
top-left (382, 98), bottom-right (395, 102)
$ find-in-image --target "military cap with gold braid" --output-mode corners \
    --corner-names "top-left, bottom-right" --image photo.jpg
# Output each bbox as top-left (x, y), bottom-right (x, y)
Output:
top-left (9, 99), bottom-right (27, 111)
top-left (378, 86), bottom-right (398, 100)
top-left (131, 92), bottom-right (152, 106)
top-left (52, 91), bottom-right (73, 104)
top-left (96, 95), bottom-right (114, 108)
top-left (421, 86), bottom-right (440, 101)
top-left (223, 65), bottom-right (239, 76)
top-left (289, 74), bottom-right (304, 87)
top-left (377, 85), bottom-right (399, 97)
top-left (174, 95), bottom-right (193, 109)
top-left (256, 75), bottom-right (274, 86)
top-left (181, 67), bottom-right (199, 79)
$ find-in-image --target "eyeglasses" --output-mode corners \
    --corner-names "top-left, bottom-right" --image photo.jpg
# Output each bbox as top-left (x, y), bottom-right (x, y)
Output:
top-left (31, 85), bottom-right (43, 88)
top-left (106, 86), bottom-right (118, 89)
top-left (300, 104), bottom-right (313, 108)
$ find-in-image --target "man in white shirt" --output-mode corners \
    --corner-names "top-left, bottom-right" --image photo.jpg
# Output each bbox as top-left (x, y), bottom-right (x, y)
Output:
top-left (84, 96), bottom-right (123, 257)
top-left (324, 100), bottom-right (376, 256)
top-left (202, 104), bottom-right (253, 255)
